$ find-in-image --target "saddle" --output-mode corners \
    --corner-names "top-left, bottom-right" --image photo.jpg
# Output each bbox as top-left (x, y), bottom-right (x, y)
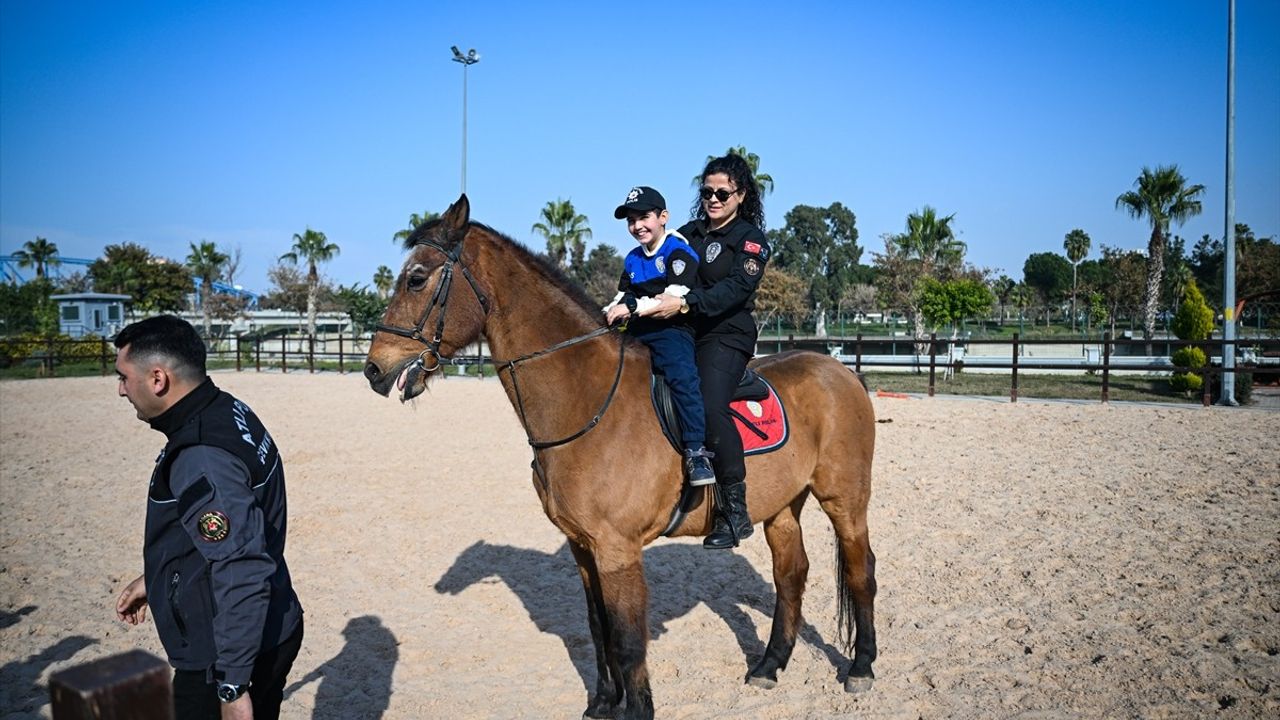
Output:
top-left (650, 368), bottom-right (790, 536)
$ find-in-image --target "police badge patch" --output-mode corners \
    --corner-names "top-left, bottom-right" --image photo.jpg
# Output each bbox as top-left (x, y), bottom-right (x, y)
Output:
top-left (197, 511), bottom-right (230, 542)
top-left (655, 256), bottom-right (665, 274)
top-left (706, 242), bottom-right (722, 263)
top-left (671, 258), bottom-right (686, 276)
top-left (744, 258), bottom-right (761, 276)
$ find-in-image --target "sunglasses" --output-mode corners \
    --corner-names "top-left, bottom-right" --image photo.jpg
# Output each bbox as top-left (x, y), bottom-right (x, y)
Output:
top-left (699, 186), bottom-right (739, 202)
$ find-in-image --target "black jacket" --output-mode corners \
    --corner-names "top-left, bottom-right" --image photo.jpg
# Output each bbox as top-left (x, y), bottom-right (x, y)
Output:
top-left (678, 217), bottom-right (771, 354)
top-left (144, 378), bottom-right (302, 684)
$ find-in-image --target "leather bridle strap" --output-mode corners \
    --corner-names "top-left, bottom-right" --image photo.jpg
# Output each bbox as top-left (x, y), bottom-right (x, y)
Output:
top-left (373, 237), bottom-right (490, 369)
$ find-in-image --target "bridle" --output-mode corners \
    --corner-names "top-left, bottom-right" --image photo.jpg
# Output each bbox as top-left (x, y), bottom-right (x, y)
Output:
top-left (374, 235), bottom-right (490, 373)
top-left (372, 231), bottom-right (625, 459)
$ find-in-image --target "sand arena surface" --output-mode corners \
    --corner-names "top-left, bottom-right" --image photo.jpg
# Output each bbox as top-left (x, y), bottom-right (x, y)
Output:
top-left (1, 371), bottom-right (1278, 719)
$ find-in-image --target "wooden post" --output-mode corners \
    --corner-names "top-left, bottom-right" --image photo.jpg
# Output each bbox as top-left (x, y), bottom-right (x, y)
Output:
top-left (1011, 333), bottom-right (1020, 403)
top-left (254, 337), bottom-right (261, 373)
top-left (927, 333), bottom-right (937, 397)
top-left (47, 337), bottom-right (55, 377)
top-left (855, 333), bottom-right (863, 375)
top-left (281, 335), bottom-right (288, 374)
top-left (50, 649), bottom-right (173, 720)
top-left (338, 333), bottom-right (345, 374)
top-left (1202, 342), bottom-right (1212, 406)
top-left (1101, 331), bottom-right (1111, 403)
top-left (308, 335), bottom-right (315, 374)
top-left (234, 334), bottom-right (242, 372)
top-left (101, 338), bottom-right (109, 376)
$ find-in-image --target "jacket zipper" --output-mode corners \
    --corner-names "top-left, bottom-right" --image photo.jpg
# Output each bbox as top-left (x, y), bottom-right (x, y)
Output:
top-left (168, 571), bottom-right (188, 641)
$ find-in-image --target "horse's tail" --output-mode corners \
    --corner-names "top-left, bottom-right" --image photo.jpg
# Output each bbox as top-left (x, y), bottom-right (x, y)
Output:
top-left (834, 541), bottom-right (856, 656)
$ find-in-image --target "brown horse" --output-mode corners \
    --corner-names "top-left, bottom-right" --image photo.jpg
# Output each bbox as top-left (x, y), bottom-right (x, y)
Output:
top-left (363, 195), bottom-right (877, 720)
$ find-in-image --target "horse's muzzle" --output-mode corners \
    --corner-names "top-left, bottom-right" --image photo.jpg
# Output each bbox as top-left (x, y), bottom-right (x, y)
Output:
top-left (364, 360), bottom-right (395, 397)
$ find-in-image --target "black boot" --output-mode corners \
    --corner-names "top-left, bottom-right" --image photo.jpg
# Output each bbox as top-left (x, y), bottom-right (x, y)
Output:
top-left (704, 482), bottom-right (753, 549)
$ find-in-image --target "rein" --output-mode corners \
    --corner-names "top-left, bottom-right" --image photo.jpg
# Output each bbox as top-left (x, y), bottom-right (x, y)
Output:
top-left (373, 233), bottom-right (626, 463)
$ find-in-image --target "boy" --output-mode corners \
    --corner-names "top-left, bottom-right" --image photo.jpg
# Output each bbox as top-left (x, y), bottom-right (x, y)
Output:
top-left (604, 186), bottom-right (715, 486)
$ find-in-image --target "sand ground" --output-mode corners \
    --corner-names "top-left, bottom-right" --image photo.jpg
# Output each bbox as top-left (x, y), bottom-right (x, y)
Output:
top-left (1, 371), bottom-right (1277, 719)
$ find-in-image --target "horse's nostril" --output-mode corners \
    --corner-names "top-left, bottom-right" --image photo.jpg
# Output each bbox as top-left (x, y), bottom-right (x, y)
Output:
top-left (364, 362), bottom-right (382, 383)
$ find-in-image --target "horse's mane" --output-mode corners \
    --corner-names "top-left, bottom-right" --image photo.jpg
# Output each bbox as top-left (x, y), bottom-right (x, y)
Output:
top-left (404, 219), bottom-right (606, 325)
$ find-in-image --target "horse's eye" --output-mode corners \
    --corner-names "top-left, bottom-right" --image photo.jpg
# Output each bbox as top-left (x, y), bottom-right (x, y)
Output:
top-left (407, 274), bottom-right (429, 291)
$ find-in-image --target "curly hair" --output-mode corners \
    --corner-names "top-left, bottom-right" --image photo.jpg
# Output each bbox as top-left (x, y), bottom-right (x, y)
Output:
top-left (689, 153), bottom-right (766, 231)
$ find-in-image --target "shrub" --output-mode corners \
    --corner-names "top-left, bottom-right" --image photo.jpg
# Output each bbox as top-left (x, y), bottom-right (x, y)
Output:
top-left (1170, 346), bottom-right (1206, 395)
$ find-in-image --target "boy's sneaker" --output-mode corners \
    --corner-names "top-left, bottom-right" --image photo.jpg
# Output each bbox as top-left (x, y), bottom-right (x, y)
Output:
top-left (684, 448), bottom-right (716, 486)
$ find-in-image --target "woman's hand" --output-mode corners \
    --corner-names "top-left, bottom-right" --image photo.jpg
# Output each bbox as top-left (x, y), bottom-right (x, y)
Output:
top-left (639, 294), bottom-right (682, 320)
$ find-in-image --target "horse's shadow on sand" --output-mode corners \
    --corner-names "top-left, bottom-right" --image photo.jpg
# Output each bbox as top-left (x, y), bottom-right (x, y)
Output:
top-left (435, 541), bottom-right (847, 692)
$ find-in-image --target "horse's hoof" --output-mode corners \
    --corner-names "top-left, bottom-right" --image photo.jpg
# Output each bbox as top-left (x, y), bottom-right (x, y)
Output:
top-left (844, 675), bottom-right (874, 693)
top-left (746, 674), bottom-right (777, 689)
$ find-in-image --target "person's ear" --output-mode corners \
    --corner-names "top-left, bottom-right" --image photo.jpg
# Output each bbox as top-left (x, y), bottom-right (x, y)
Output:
top-left (149, 366), bottom-right (172, 396)
top-left (659, 209), bottom-right (669, 225)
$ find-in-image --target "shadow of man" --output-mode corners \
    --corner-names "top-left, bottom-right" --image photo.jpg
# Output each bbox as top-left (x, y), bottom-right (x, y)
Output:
top-left (283, 615), bottom-right (397, 720)
top-left (434, 541), bottom-right (846, 695)
top-left (0, 634), bottom-right (98, 716)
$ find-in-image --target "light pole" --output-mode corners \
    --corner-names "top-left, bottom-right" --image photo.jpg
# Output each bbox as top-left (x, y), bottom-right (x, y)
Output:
top-left (451, 46), bottom-right (480, 196)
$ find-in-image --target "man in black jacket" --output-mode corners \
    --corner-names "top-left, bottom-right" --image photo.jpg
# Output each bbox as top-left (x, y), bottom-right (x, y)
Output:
top-left (112, 315), bottom-right (303, 720)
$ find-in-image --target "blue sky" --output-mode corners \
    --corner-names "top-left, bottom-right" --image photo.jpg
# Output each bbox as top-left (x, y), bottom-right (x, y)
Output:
top-left (2, 1), bottom-right (1278, 294)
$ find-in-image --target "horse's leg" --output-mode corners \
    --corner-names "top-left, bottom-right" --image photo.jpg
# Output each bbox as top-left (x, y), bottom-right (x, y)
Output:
top-left (593, 542), bottom-right (653, 720)
top-left (569, 541), bottom-right (624, 719)
top-left (747, 492), bottom-right (811, 688)
top-left (815, 492), bottom-right (878, 692)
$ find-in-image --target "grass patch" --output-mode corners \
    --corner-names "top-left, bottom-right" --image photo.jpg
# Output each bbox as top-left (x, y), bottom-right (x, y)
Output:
top-left (0, 361), bottom-right (111, 380)
top-left (859, 371), bottom-right (1198, 404)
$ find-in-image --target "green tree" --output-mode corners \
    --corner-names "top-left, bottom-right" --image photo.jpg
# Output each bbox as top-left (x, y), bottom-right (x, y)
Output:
top-left (333, 284), bottom-right (389, 334)
top-left (531, 199), bottom-right (592, 269)
top-left (89, 243), bottom-right (192, 314)
top-left (1063, 229), bottom-right (1091, 331)
top-left (280, 227), bottom-right (341, 338)
top-left (991, 275), bottom-right (1017, 325)
top-left (766, 202), bottom-right (863, 330)
top-left (1169, 280), bottom-right (1213, 394)
top-left (916, 277), bottom-right (994, 338)
top-left (1115, 164), bottom-right (1205, 344)
top-left (1096, 246), bottom-right (1147, 335)
top-left (373, 265), bottom-right (395, 299)
top-left (878, 207), bottom-right (966, 341)
top-left (259, 264), bottom-right (312, 315)
top-left (186, 240), bottom-right (230, 341)
top-left (693, 145), bottom-right (774, 196)
top-left (581, 244), bottom-right (624, 307)
top-left (393, 211), bottom-right (440, 245)
top-left (1022, 252), bottom-right (1073, 324)
top-left (11, 237), bottom-right (61, 279)
top-left (0, 278), bottom-right (58, 336)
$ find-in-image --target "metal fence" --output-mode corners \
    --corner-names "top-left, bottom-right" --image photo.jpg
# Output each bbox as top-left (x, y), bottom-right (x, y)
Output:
top-left (3, 332), bottom-right (1276, 405)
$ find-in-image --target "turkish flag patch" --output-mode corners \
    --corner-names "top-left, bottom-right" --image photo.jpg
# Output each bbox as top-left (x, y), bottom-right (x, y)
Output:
top-left (743, 240), bottom-right (762, 255)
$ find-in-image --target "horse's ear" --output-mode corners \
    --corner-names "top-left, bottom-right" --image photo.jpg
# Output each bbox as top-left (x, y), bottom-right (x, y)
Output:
top-left (441, 194), bottom-right (471, 234)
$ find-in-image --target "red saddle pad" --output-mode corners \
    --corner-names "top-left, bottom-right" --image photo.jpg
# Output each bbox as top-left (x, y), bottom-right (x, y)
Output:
top-left (731, 380), bottom-right (789, 456)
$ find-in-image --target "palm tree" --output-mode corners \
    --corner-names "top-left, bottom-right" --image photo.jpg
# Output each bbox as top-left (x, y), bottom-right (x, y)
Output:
top-left (991, 275), bottom-right (1017, 326)
top-left (280, 227), bottom-right (341, 338)
top-left (393, 211), bottom-right (440, 245)
top-left (1063, 229), bottom-right (1091, 332)
top-left (890, 206), bottom-right (966, 343)
top-left (12, 237), bottom-right (61, 279)
top-left (1115, 165), bottom-right (1205, 345)
top-left (373, 265), bottom-right (395, 299)
top-left (186, 240), bottom-right (230, 340)
top-left (692, 145), bottom-right (775, 196)
top-left (531, 199), bottom-right (592, 268)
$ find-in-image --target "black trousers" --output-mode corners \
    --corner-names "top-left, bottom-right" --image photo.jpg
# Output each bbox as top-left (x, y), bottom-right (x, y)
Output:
top-left (695, 336), bottom-right (751, 487)
top-left (172, 619), bottom-right (304, 720)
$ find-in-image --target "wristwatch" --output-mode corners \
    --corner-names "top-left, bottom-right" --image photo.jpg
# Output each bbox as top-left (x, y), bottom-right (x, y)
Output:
top-left (679, 297), bottom-right (690, 314)
top-left (217, 683), bottom-right (249, 703)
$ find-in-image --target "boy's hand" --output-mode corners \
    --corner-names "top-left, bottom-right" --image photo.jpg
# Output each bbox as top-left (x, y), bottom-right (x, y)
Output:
top-left (640, 294), bottom-right (682, 319)
top-left (605, 305), bottom-right (631, 326)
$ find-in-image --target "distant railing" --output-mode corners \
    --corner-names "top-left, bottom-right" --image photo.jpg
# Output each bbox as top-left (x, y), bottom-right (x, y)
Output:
top-left (3, 332), bottom-right (1276, 405)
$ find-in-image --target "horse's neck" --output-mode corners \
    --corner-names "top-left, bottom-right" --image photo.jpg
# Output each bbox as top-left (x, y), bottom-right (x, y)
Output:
top-left (477, 245), bottom-right (605, 363)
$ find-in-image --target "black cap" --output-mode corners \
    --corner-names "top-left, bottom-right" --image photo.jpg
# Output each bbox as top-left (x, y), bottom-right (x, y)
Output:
top-left (613, 186), bottom-right (666, 219)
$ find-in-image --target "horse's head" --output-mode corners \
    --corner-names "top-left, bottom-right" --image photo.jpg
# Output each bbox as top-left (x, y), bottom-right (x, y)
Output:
top-left (364, 194), bottom-right (489, 401)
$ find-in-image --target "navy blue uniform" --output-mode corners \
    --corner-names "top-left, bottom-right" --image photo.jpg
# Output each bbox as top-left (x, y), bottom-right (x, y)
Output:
top-left (617, 232), bottom-right (706, 448)
top-left (145, 378), bottom-right (302, 719)
top-left (677, 217), bottom-right (771, 486)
